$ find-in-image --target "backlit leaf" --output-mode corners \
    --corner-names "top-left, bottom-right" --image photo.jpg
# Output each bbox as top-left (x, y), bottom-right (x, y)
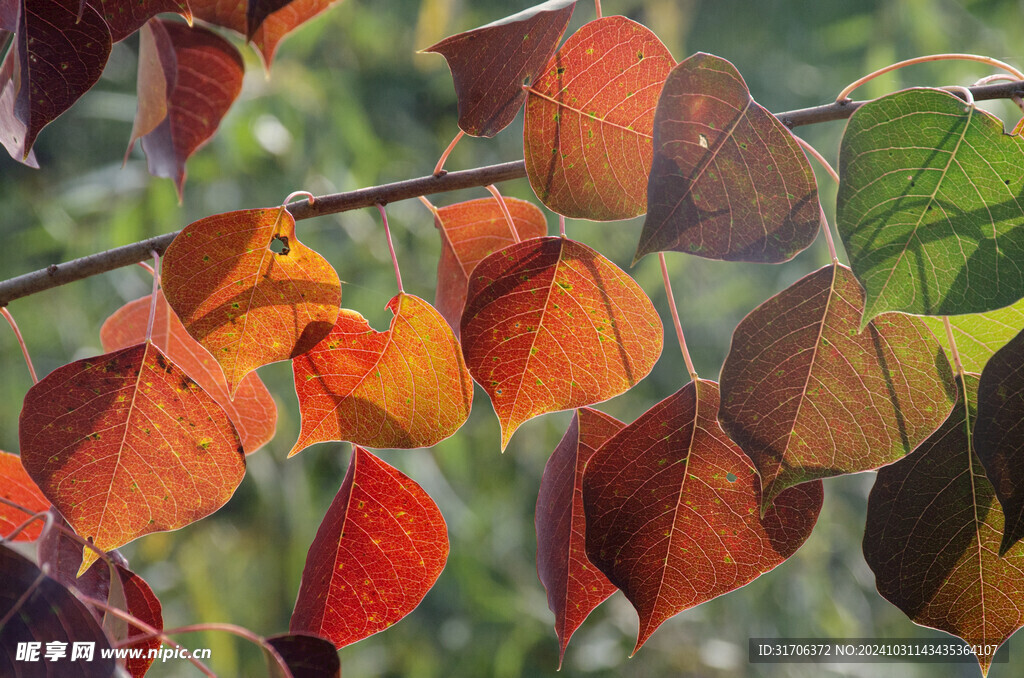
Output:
top-left (265, 632), bottom-right (341, 678)
top-left (434, 197), bottom-right (548, 336)
top-left (975, 329), bottom-right (1024, 554)
top-left (864, 374), bottom-right (1023, 676)
top-left (837, 88), bottom-right (1024, 325)
top-left (636, 52), bottom-right (820, 263)
top-left (162, 206), bottom-right (341, 396)
top-left (88, 0), bottom-right (191, 43)
top-left (101, 291), bottom-right (278, 455)
top-left (536, 407), bottom-right (621, 665)
top-left (0, 450), bottom-right (48, 541)
top-left (290, 447), bottom-right (449, 648)
top-left (922, 296), bottom-right (1024, 373)
top-left (19, 342), bottom-right (246, 575)
top-left (290, 293), bottom-right (472, 455)
top-left (132, 20), bottom-right (244, 197)
top-left (247, 0), bottom-right (291, 37)
top-left (113, 565), bottom-right (163, 678)
top-left (582, 379), bottom-right (822, 653)
top-left (523, 16), bottom-right (674, 221)
top-left (0, 44), bottom-right (37, 168)
top-left (719, 263), bottom-right (956, 509)
top-left (425, 0), bottom-right (576, 138)
top-left (461, 236), bottom-right (662, 450)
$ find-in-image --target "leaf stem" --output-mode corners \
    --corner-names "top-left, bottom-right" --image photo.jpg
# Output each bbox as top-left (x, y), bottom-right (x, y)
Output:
top-left (0, 510), bottom-right (51, 542)
top-left (942, 316), bottom-right (966, 380)
top-left (658, 253), bottom-right (697, 381)
top-left (145, 250), bottom-right (160, 342)
top-left (283, 190), bottom-right (315, 206)
top-left (417, 195), bottom-right (440, 218)
top-left (2, 307), bottom-right (38, 384)
top-left (793, 135), bottom-right (839, 185)
top-left (434, 130), bottom-right (465, 177)
top-left (595, 0), bottom-right (602, 19)
top-left (836, 53), bottom-right (1024, 102)
top-left (136, 261), bottom-right (156, 277)
top-left (485, 184), bottom-right (520, 243)
top-left (558, 213), bottom-right (566, 238)
top-left (377, 203), bottom-right (404, 293)
top-left (818, 206), bottom-right (839, 264)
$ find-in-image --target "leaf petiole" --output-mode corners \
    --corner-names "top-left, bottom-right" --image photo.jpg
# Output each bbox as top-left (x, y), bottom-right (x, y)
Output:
top-left (1, 307), bottom-right (38, 384)
top-left (658, 253), bottom-right (697, 381)
top-left (485, 184), bottom-right (520, 243)
top-left (377, 203), bottom-right (405, 293)
top-left (836, 53), bottom-right (1024, 102)
top-left (145, 250), bottom-right (160, 342)
top-left (434, 130), bottom-right (465, 177)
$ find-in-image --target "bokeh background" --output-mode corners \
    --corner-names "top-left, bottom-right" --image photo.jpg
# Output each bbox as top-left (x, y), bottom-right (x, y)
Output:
top-left (2, 0), bottom-right (1024, 676)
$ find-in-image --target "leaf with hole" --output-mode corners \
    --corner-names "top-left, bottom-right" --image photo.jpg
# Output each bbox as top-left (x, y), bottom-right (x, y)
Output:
top-left (434, 196), bottom-right (548, 336)
top-left (524, 15), bottom-right (675, 221)
top-left (290, 447), bottom-right (449, 648)
top-left (101, 291), bottom-right (278, 455)
top-left (837, 88), bottom-right (1024, 325)
top-left (718, 263), bottom-right (956, 509)
top-left (582, 379), bottom-right (822, 653)
top-left (461, 236), bottom-right (662, 450)
top-left (290, 293), bottom-right (472, 455)
top-left (162, 206), bottom-right (341, 397)
top-left (425, 0), bottom-right (576, 137)
top-left (0, 450), bottom-right (48, 541)
top-left (536, 407), bottom-right (621, 666)
top-left (636, 52), bottom-right (820, 263)
top-left (923, 296), bottom-right (1024, 373)
top-left (19, 342), bottom-right (246, 575)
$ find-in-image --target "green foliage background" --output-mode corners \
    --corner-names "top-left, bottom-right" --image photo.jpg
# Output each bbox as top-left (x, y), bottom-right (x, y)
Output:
top-left (2, 1), bottom-right (1024, 675)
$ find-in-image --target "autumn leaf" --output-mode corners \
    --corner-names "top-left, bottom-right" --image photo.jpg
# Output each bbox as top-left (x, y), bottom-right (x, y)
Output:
top-left (130, 20), bottom-right (245, 197)
top-left (582, 379), bottom-right (822, 653)
top-left (161, 206), bottom-right (341, 396)
top-left (718, 263), bottom-right (956, 509)
top-left (636, 53), bottom-right (820, 263)
top-left (290, 293), bottom-right (473, 455)
top-left (536, 407), bottom-right (621, 666)
top-left (461, 236), bottom-right (663, 450)
top-left (87, 0), bottom-right (191, 43)
top-left (434, 196), bottom-right (548, 336)
top-left (101, 291), bottom-right (278, 455)
top-left (290, 447), bottom-right (449, 648)
top-left (524, 16), bottom-right (675, 221)
top-left (0, 450), bottom-right (48, 541)
top-left (19, 342), bottom-right (246, 575)
top-left (923, 296), bottom-right (1024, 373)
top-left (864, 374), bottom-right (1024, 676)
top-left (425, 0), bottom-right (576, 137)
top-left (265, 632), bottom-right (341, 678)
top-left (0, 42), bottom-right (37, 168)
top-left (837, 88), bottom-right (1024, 325)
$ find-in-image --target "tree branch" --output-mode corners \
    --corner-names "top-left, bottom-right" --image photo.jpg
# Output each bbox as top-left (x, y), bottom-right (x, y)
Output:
top-left (2, 79), bottom-right (1022, 307)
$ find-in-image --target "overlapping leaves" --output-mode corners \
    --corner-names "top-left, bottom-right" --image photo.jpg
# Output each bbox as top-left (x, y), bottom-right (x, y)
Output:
top-left (0, 450), bottom-right (48, 541)
top-left (923, 297), bottom-right (1024, 373)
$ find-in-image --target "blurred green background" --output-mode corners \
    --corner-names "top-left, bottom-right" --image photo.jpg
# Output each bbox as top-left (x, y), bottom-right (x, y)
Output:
top-left (2, 0), bottom-right (1023, 676)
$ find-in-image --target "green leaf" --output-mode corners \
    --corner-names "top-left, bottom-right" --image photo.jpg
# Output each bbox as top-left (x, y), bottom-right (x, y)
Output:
top-left (922, 296), bottom-right (1024, 373)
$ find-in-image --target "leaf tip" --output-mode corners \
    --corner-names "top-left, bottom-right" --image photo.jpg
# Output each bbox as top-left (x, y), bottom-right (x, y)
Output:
top-left (77, 546), bottom-right (99, 578)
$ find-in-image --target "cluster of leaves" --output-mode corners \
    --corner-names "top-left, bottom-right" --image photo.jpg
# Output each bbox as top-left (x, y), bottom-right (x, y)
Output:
top-left (4, 1), bottom-right (1024, 677)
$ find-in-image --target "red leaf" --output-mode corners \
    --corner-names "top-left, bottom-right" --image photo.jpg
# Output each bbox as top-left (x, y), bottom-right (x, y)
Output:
top-left (132, 20), bottom-right (244, 197)
top-left (425, 0), bottom-right (576, 137)
top-left (265, 632), bottom-right (341, 678)
top-left (290, 293), bottom-right (473, 454)
top-left (0, 450), bottom-right (48, 541)
top-left (161, 206), bottom-right (341, 396)
top-left (636, 53), bottom-right (820, 263)
top-left (290, 447), bottom-right (449, 648)
top-left (246, 0), bottom-right (291, 37)
top-left (434, 197), bottom-right (548, 336)
top-left (37, 509), bottom-right (118, 605)
top-left (524, 16), bottom-right (675, 221)
top-left (87, 0), bottom-right (191, 43)
top-left (0, 45), bottom-right (38, 168)
top-left (19, 342), bottom-right (246, 576)
top-left (115, 565), bottom-right (163, 678)
top-left (461, 236), bottom-right (662, 450)
top-left (582, 379), bottom-right (822, 652)
top-left (864, 374), bottom-right (1022, 676)
top-left (101, 291), bottom-right (278, 455)
top-left (719, 264), bottom-right (956, 509)
top-left (536, 407), bottom-right (621, 665)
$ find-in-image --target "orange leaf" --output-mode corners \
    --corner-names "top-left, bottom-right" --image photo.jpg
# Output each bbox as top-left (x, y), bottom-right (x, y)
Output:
top-left (461, 236), bottom-right (662, 449)
top-left (291, 293), bottom-right (472, 454)
top-left (0, 450), bottom-right (49, 542)
top-left (162, 206), bottom-right (341, 396)
top-left (101, 291), bottom-right (278, 455)
top-left (18, 343), bottom-right (246, 575)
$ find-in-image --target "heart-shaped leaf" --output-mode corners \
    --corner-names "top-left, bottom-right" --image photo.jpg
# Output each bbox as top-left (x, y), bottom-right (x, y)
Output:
top-left (425, 0), bottom-right (576, 138)
top-left (864, 374), bottom-right (1023, 676)
top-left (265, 632), bottom-right (341, 678)
top-left (523, 16), bottom-right (675, 221)
top-left (461, 236), bottom-right (663, 450)
top-left (434, 196), bottom-right (548, 336)
top-left (536, 407), bottom-right (621, 665)
top-left (0, 450), bottom-right (48, 541)
top-left (290, 447), bottom-right (449, 648)
top-left (582, 379), bottom-right (822, 653)
top-left (162, 206), bottom-right (341, 396)
top-left (88, 0), bottom-right (191, 43)
top-left (636, 52), bottom-right (820, 263)
top-left (923, 296), bottom-right (1024, 373)
top-left (290, 293), bottom-right (473, 455)
top-left (837, 88), bottom-right (1024, 325)
top-left (19, 342), bottom-right (246, 575)
top-left (719, 263), bottom-right (956, 509)
top-left (101, 291), bottom-right (278, 455)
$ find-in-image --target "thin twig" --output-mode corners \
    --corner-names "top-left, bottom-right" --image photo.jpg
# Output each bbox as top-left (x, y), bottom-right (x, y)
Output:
top-left (1, 307), bottom-right (38, 383)
top-left (836, 53), bottom-right (1024, 102)
top-left (378, 204), bottom-right (404, 293)
top-left (658, 253), bottom-right (697, 381)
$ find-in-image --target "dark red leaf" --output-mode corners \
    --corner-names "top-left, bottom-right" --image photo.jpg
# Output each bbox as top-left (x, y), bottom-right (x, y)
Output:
top-left (265, 632), bottom-right (341, 678)
top-left (0, 450), bottom-right (48, 541)
top-left (0, 46), bottom-right (37, 168)
top-left (290, 447), bottom-right (448, 648)
top-left (424, 0), bottom-right (576, 137)
top-left (582, 379), bottom-right (822, 653)
top-left (636, 53), bottom-right (820, 263)
top-left (37, 510), bottom-right (119, 603)
top-left (114, 565), bottom-right (163, 678)
top-left (536, 407), bottom-right (621, 666)
top-left (87, 0), bottom-right (191, 43)
top-left (247, 0), bottom-right (291, 37)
